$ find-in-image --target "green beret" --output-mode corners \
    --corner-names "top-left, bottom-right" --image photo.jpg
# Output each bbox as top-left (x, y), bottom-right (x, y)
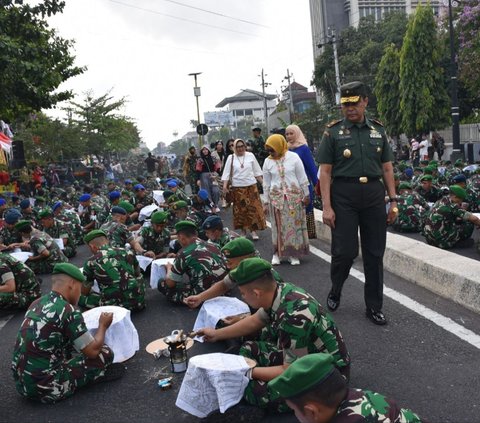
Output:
top-left (398, 182), bottom-right (412, 190)
top-left (83, 229), bottom-right (108, 244)
top-left (175, 220), bottom-right (197, 233)
top-left (423, 166), bottom-right (433, 174)
top-left (393, 173), bottom-right (399, 181)
top-left (268, 353), bottom-right (336, 399)
top-left (430, 160), bottom-right (438, 166)
top-left (171, 200), bottom-right (188, 210)
top-left (35, 196), bottom-right (46, 203)
top-left (118, 201), bottom-right (134, 213)
top-left (421, 175), bottom-right (433, 182)
top-left (15, 220), bottom-right (32, 232)
top-left (151, 211), bottom-right (168, 224)
top-left (397, 163), bottom-right (406, 171)
top-left (230, 257), bottom-right (272, 286)
top-left (455, 159), bottom-right (464, 166)
top-left (38, 208), bottom-right (53, 219)
top-left (52, 263), bottom-right (85, 283)
top-left (420, 160), bottom-right (429, 165)
top-left (414, 167), bottom-right (423, 172)
top-left (221, 237), bottom-right (255, 258)
top-left (449, 184), bottom-right (467, 200)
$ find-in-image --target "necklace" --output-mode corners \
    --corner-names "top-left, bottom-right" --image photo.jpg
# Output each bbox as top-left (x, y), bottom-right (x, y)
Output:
top-left (237, 154), bottom-right (246, 168)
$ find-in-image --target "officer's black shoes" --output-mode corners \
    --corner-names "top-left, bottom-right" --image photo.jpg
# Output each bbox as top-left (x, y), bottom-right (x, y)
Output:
top-left (327, 293), bottom-right (340, 311)
top-left (366, 308), bottom-right (387, 325)
top-left (201, 402), bottom-right (265, 423)
top-left (94, 363), bottom-right (126, 384)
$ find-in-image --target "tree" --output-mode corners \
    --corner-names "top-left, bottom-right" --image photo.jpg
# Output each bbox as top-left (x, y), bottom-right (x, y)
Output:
top-left (374, 44), bottom-right (402, 137)
top-left (0, 1), bottom-right (85, 120)
top-left (399, 4), bottom-right (450, 135)
top-left (295, 103), bottom-right (336, 149)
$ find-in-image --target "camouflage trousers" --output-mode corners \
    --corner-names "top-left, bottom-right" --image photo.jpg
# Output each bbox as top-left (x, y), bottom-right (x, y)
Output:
top-left (239, 340), bottom-right (290, 413)
top-left (157, 280), bottom-right (202, 305)
top-left (63, 245), bottom-right (77, 259)
top-left (26, 259), bottom-right (56, 275)
top-left (0, 290), bottom-right (40, 310)
top-left (14, 345), bottom-right (113, 404)
top-left (79, 281), bottom-right (146, 311)
top-left (424, 222), bottom-right (474, 249)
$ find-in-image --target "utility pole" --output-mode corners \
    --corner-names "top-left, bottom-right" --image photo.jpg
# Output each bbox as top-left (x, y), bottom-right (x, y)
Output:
top-left (260, 69), bottom-right (270, 133)
top-left (331, 28), bottom-right (341, 106)
top-left (284, 69), bottom-right (294, 123)
top-left (188, 72), bottom-right (203, 148)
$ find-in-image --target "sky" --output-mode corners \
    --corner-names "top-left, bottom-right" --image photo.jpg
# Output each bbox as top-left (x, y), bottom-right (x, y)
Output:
top-left (45, 0), bottom-right (315, 149)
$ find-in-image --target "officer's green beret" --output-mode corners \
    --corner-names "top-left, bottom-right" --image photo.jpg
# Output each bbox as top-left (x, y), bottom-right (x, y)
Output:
top-left (151, 211), bottom-right (168, 224)
top-left (175, 220), bottom-right (197, 233)
top-left (52, 263), bottom-right (85, 283)
top-left (268, 353), bottom-right (336, 399)
top-left (222, 237), bottom-right (255, 258)
top-left (398, 182), bottom-right (412, 190)
top-left (38, 208), bottom-right (53, 219)
top-left (421, 175), bottom-right (433, 182)
top-left (83, 229), bottom-right (108, 244)
top-left (15, 220), bottom-right (32, 232)
top-left (171, 200), bottom-right (188, 210)
top-left (230, 257), bottom-right (272, 286)
top-left (449, 184), bottom-right (467, 200)
top-left (118, 201), bottom-right (134, 213)
top-left (35, 196), bottom-right (46, 203)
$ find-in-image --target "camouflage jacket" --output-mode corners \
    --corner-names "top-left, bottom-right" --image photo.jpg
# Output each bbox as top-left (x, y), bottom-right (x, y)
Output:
top-left (332, 388), bottom-right (423, 422)
top-left (56, 208), bottom-right (83, 244)
top-left (0, 253), bottom-right (40, 304)
top-left (256, 282), bottom-right (350, 369)
top-left (11, 292), bottom-right (93, 396)
top-left (133, 193), bottom-right (154, 209)
top-left (250, 136), bottom-right (268, 167)
top-left (43, 219), bottom-right (76, 253)
top-left (137, 225), bottom-right (170, 255)
top-left (393, 193), bottom-right (429, 233)
top-left (414, 186), bottom-right (442, 203)
top-left (0, 225), bottom-right (20, 247)
top-left (207, 228), bottom-right (238, 249)
top-left (82, 245), bottom-right (144, 310)
top-left (100, 221), bottom-right (134, 248)
top-left (29, 230), bottom-right (67, 265)
top-left (169, 238), bottom-right (228, 292)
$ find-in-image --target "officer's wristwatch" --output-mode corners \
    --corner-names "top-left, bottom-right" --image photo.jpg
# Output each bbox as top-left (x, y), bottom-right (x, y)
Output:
top-left (388, 196), bottom-right (398, 203)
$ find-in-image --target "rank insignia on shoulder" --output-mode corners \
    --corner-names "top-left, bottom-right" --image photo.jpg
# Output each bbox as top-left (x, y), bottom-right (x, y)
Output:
top-left (326, 119), bottom-right (342, 128)
top-left (323, 131), bottom-right (330, 137)
top-left (371, 118), bottom-right (384, 126)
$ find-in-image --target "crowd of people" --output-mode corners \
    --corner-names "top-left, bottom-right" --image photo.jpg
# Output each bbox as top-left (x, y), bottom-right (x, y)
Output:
top-left (3, 81), bottom-right (477, 422)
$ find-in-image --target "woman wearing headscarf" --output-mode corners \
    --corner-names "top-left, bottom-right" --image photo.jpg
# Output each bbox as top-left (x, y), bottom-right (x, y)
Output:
top-left (285, 124), bottom-right (319, 239)
top-left (212, 141), bottom-right (227, 207)
top-left (263, 134), bottom-right (310, 265)
top-left (221, 139), bottom-right (266, 239)
top-left (196, 145), bottom-right (221, 212)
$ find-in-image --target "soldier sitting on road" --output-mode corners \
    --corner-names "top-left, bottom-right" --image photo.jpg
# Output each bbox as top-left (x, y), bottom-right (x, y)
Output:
top-left (415, 175), bottom-right (442, 203)
top-left (422, 185), bottom-right (480, 249)
top-left (0, 209), bottom-right (22, 251)
top-left (77, 194), bottom-right (97, 234)
top-left (11, 263), bottom-right (124, 404)
top-left (0, 252), bottom-right (41, 310)
top-left (392, 182), bottom-right (430, 233)
top-left (100, 206), bottom-right (145, 253)
top-left (135, 211), bottom-right (171, 259)
top-left (12, 220), bottom-right (68, 274)
top-left (197, 258), bottom-right (350, 414)
top-left (158, 220), bottom-right (228, 305)
top-left (202, 215), bottom-right (238, 249)
top-left (80, 230), bottom-right (145, 311)
top-left (132, 184), bottom-right (154, 211)
top-left (38, 209), bottom-right (77, 258)
top-left (53, 201), bottom-right (84, 245)
top-left (450, 173), bottom-right (479, 212)
top-left (268, 353), bottom-right (426, 423)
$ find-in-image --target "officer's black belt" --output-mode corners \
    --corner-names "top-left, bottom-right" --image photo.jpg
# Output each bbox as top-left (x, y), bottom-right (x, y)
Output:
top-left (334, 176), bottom-right (381, 184)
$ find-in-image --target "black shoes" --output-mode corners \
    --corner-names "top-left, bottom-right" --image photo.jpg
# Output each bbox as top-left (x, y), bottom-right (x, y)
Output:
top-left (366, 308), bottom-right (387, 325)
top-left (93, 363), bottom-right (126, 384)
top-left (327, 293), bottom-right (340, 311)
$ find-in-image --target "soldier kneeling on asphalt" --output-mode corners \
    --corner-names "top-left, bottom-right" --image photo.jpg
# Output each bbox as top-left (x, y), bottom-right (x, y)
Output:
top-left (268, 353), bottom-right (426, 423)
top-left (11, 263), bottom-right (125, 404)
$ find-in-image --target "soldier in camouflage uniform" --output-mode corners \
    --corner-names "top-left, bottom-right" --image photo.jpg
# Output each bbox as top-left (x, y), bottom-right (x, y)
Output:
top-left (14, 220), bottom-right (68, 274)
top-left (0, 209), bottom-right (22, 250)
top-left (159, 220), bottom-right (228, 304)
top-left (20, 199), bottom-right (38, 226)
top-left (53, 201), bottom-right (84, 246)
top-left (80, 230), bottom-right (145, 311)
top-left (392, 182), bottom-right (430, 233)
top-left (135, 211), bottom-right (171, 259)
top-left (451, 174), bottom-right (479, 212)
top-left (183, 146), bottom-right (199, 194)
top-left (132, 184), bottom-right (154, 211)
top-left (414, 175), bottom-right (442, 203)
top-left (251, 127), bottom-right (268, 167)
top-left (11, 263), bottom-right (118, 404)
top-left (268, 353), bottom-right (425, 423)
top-left (422, 185), bottom-right (480, 249)
top-left (0, 253), bottom-right (41, 309)
top-left (38, 209), bottom-right (77, 258)
top-left (202, 215), bottom-right (238, 249)
top-left (197, 258), bottom-right (350, 413)
top-left (78, 194), bottom-right (98, 233)
top-left (99, 206), bottom-right (144, 253)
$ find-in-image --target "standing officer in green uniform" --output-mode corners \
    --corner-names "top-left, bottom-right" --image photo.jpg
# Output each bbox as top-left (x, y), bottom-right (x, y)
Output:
top-left (11, 263), bottom-right (122, 404)
top-left (268, 353), bottom-right (425, 423)
top-left (0, 253), bottom-right (41, 309)
top-left (318, 81), bottom-right (397, 325)
top-left (197, 258), bottom-right (350, 413)
top-left (80, 230), bottom-right (145, 311)
top-left (135, 211), bottom-right (171, 259)
top-left (38, 209), bottom-right (77, 258)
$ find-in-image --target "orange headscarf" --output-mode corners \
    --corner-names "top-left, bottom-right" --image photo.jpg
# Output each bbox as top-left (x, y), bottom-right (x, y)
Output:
top-left (265, 134), bottom-right (288, 160)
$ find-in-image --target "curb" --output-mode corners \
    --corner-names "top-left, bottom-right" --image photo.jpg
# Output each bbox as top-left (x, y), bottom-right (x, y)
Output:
top-left (313, 209), bottom-right (480, 314)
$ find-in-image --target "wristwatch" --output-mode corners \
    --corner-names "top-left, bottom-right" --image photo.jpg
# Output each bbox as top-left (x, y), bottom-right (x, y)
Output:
top-left (388, 196), bottom-right (398, 203)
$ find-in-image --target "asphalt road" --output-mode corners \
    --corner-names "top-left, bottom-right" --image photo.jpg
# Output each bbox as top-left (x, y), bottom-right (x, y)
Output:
top-left (1, 209), bottom-right (480, 423)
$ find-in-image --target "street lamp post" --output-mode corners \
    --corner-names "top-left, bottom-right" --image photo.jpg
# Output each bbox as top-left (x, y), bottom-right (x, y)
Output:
top-left (188, 72), bottom-right (203, 148)
top-left (447, 0), bottom-right (462, 161)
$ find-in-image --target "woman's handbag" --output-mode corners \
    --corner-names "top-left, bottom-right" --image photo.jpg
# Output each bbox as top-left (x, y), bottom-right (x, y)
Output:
top-left (224, 156), bottom-right (235, 204)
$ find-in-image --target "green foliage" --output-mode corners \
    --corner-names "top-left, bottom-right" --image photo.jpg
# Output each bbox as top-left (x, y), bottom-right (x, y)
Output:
top-left (374, 44), bottom-right (402, 136)
top-left (399, 4), bottom-right (450, 135)
top-left (0, 0), bottom-right (85, 119)
top-left (295, 103), bottom-right (338, 148)
top-left (168, 139), bottom-right (192, 157)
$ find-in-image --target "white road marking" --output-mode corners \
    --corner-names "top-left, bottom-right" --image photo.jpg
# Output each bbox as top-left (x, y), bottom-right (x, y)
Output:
top-left (0, 315), bottom-right (14, 331)
top-left (265, 221), bottom-right (480, 350)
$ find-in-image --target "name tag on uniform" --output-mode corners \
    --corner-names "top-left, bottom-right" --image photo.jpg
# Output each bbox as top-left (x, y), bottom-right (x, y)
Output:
top-left (370, 130), bottom-right (382, 139)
